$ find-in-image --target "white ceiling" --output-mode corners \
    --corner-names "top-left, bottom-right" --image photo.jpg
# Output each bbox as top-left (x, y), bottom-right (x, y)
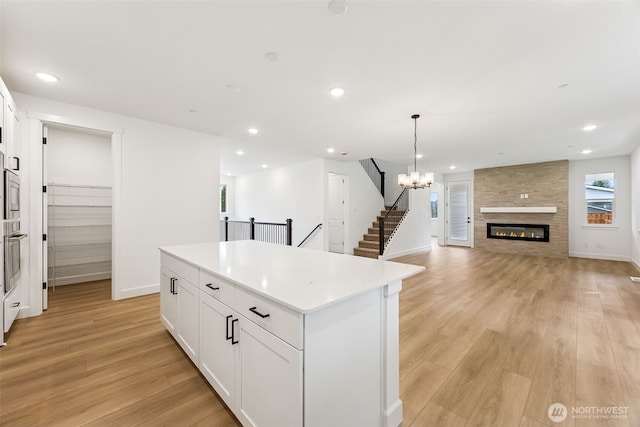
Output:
top-left (1, 0), bottom-right (639, 176)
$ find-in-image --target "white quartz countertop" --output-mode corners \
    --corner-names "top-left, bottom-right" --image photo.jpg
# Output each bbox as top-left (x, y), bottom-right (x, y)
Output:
top-left (159, 240), bottom-right (425, 313)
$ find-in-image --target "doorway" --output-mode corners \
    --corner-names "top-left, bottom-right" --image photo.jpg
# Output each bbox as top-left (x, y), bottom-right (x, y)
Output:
top-left (446, 179), bottom-right (472, 247)
top-left (42, 124), bottom-right (113, 310)
top-left (328, 173), bottom-right (346, 253)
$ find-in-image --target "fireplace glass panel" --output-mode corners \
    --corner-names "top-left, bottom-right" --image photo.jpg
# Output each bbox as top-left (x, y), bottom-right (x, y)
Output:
top-left (487, 223), bottom-right (549, 242)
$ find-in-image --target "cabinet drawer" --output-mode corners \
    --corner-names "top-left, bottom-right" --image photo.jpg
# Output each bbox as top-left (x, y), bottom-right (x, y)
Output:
top-left (4, 287), bottom-right (21, 333)
top-left (236, 287), bottom-right (303, 350)
top-left (200, 269), bottom-right (235, 307)
top-left (161, 253), bottom-right (198, 284)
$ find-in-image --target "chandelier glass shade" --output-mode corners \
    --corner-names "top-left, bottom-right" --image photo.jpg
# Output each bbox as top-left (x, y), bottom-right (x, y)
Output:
top-left (398, 114), bottom-right (434, 189)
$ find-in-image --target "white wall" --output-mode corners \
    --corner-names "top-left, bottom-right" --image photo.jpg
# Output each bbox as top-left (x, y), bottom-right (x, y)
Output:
top-left (14, 92), bottom-right (220, 319)
top-left (569, 156), bottom-right (631, 261)
top-left (631, 146), bottom-right (640, 270)
top-left (235, 159), bottom-right (325, 249)
top-left (372, 158), bottom-right (406, 206)
top-left (47, 126), bottom-right (112, 185)
top-left (381, 188), bottom-right (431, 260)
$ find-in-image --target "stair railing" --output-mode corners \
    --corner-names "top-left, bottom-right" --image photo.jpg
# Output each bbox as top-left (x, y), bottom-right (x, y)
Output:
top-left (359, 158), bottom-right (385, 198)
top-left (298, 223), bottom-right (323, 247)
top-left (221, 217), bottom-right (293, 246)
top-left (378, 189), bottom-right (409, 255)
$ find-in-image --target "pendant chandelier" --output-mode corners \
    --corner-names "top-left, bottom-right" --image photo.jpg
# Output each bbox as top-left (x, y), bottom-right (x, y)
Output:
top-left (398, 114), bottom-right (434, 189)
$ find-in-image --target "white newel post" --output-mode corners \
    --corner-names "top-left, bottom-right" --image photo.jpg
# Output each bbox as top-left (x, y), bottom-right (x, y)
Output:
top-left (383, 279), bottom-right (403, 427)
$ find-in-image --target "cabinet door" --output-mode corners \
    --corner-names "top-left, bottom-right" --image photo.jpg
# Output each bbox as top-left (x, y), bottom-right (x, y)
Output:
top-left (176, 277), bottom-right (199, 364)
top-left (200, 292), bottom-right (237, 408)
top-left (160, 268), bottom-right (177, 335)
top-left (237, 318), bottom-right (303, 427)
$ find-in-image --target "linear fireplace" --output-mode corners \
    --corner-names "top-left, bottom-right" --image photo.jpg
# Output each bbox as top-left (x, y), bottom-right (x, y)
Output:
top-left (487, 223), bottom-right (549, 242)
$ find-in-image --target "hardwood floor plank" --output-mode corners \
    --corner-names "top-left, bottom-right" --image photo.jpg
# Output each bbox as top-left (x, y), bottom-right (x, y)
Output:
top-left (431, 328), bottom-right (506, 418)
top-left (400, 359), bottom-right (451, 425)
top-left (409, 401), bottom-right (467, 427)
top-left (465, 369), bottom-right (531, 427)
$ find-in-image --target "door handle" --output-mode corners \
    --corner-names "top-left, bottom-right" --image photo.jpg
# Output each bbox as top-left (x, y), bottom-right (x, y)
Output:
top-left (231, 318), bottom-right (239, 345)
top-left (225, 315), bottom-right (233, 340)
top-left (249, 306), bottom-right (270, 319)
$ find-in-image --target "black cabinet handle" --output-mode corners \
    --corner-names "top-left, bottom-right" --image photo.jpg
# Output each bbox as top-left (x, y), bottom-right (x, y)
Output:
top-left (225, 315), bottom-right (233, 340)
top-left (169, 277), bottom-right (174, 294)
top-left (206, 283), bottom-right (220, 291)
top-left (12, 157), bottom-right (19, 171)
top-left (170, 277), bottom-right (178, 295)
top-left (231, 319), bottom-right (239, 345)
top-left (11, 302), bottom-right (20, 308)
top-left (249, 306), bottom-right (270, 318)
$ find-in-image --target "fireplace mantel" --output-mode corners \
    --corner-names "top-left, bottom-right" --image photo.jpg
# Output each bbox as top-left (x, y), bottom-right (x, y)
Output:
top-left (480, 207), bottom-right (557, 214)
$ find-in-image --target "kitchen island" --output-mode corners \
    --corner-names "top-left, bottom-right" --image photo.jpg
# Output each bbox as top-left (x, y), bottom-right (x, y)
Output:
top-left (159, 240), bottom-right (424, 427)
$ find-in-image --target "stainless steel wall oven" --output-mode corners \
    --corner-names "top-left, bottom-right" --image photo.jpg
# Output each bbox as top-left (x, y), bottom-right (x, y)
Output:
top-left (4, 220), bottom-right (26, 293)
top-left (4, 169), bottom-right (20, 220)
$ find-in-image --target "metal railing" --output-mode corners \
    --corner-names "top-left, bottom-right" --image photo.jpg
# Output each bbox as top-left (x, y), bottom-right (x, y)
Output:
top-left (220, 217), bottom-right (292, 245)
top-left (298, 223), bottom-right (322, 247)
top-left (379, 189), bottom-right (409, 255)
top-left (359, 158), bottom-right (385, 198)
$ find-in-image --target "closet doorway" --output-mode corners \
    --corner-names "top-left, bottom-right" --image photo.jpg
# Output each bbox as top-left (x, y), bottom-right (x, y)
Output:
top-left (42, 124), bottom-right (113, 310)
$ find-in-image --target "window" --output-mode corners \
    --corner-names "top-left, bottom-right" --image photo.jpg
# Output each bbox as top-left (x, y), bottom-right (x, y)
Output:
top-left (220, 184), bottom-right (227, 213)
top-left (430, 192), bottom-right (439, 219)
top-left (585, 172), bottom-right (614, 224)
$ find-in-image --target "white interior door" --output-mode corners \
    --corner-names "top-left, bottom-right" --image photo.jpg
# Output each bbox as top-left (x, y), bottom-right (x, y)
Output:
top-left (446, 180), bottom-right (472, 247)
top-left (42, 126), bottom-right (48, 310)
top-left (328, 174), bottom-right (345, 253)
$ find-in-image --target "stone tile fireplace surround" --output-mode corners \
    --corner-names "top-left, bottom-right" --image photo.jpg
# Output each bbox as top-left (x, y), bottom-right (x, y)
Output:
top-left (474, 160), bottom-right (569, 258)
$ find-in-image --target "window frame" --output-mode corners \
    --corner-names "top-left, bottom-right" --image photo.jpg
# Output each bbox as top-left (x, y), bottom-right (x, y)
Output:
top-left (584, 172), bottom-right (615, 227)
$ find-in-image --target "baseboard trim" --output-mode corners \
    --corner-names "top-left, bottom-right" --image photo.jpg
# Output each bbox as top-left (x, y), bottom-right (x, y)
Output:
top-left (569, 251), bottom-right (631, 262)
top-left (381, 244), bottom-right (432, 261)
top-left (116, 282), bottom-right (160, 300)
top-left (631, 258), bottom-right (640, 273)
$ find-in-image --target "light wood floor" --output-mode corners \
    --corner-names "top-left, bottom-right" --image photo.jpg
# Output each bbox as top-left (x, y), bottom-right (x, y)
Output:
top-left (1, 247), bottom-right (639, 426)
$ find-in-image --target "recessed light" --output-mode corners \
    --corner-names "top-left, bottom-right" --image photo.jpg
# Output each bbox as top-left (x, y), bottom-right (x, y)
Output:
top-left (583, 124), bottom-right (597, 132)
top-left (340, 151), bottom-right (348, 156)
top-left (188, 109), bottom-right (198, 113)
top-left (261, 164), bottom-right (268, 169)
top-left (582, 149), bottom-right (592, 154)
top-left (36, 72), bottom-right (59, 83)
top-left (327, 147), bottom-right (335, 154)
top-left (449, 165), bottom-right (457, 170)
top-left (557, 83), bottom-right (570, 90)
top-left (226, 173), bottom-right (232, 176)
top-left (415, 154), bottom-right (423, 159)
top-left (328, 0), bottom-right (347, 15)
top-left (264, 52), bottom-right (279, 62)
top-left (248, 128), bottom-right (258, 135)
top-left (236, 150), bottom-right (244, 156)
top-left (330, 87), bottom-right (344, 97)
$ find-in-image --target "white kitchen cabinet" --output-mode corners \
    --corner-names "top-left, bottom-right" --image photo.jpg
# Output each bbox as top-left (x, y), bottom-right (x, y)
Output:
top-left (160, 267), bottom-right (177, 335)
top-left (4, 284), bottom-right (22, 333)
top-left (175, 275), bottom-right (198, 363)
top-left (160, 255), bottom-right (199, 364)
top-left (160, 241), bottom-right (424, 427)
top-left (237, 315), bottom-right (302, 427)
top-left (200, 288), bottom-right (303, 427)
top-left (200, 291), bottom-right (237, 408)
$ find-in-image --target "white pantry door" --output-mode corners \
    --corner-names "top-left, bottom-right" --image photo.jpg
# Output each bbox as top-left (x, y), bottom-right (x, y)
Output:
top-left (446, 180), bottom-right (472, 247)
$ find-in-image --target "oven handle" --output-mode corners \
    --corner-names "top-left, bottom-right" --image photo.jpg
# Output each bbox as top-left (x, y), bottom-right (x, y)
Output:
top-left (8, 234), bottom-right (28, 241)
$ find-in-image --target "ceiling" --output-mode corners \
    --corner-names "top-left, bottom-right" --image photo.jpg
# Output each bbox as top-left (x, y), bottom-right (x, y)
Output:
top-left (1, 0), bottom-right (639, 176)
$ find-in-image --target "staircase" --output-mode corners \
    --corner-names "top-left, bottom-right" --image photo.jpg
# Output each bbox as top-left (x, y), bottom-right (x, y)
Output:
top-left (354, 207), bottom-right (406, 259)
